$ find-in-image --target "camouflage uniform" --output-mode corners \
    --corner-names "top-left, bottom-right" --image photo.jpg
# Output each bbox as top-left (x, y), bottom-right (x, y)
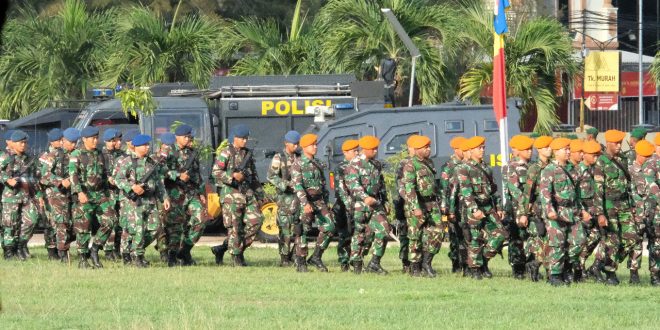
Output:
top-left (69, 147), bottom-right (118, 266)
top-left (151, 147), bottom-right (174, 260)
top-left (627, 159), bottom-right (652, 274)
top-left (291, 154), bottom-right (335, 271)
top-left (645, 155), bottom-right (660, 284)
top-left (346, 154), bottom-right (390, 273)
top-left (539, 160), bottom-right (581, 283)
top-left (112, 150), bottom-right (134, 263)
top-left (0, 152), bottom-right (41, 260)
top-left (115, 153), bottom-right (167, 266)
top-left (576, 161), bottom-right (603, 276)
top-left (39, 146), bottom-right (74, 257)
top-left (522, 159), bottom-right (549, 279)
top-left (502, 156), bottom-right (529, 277)
top-left (267, 150), bottom-right (300, 265)
top-left (333, 159), bottom-right (354, 269)
top-left (38, 146), bottom-right (60, 255)
top-left (441, 155), bottom-right (466, 272)
top-left (394, 157), bottom-right (412, 271)
top-left (213, 145), bottom-right (264, 264)
top-left (623, 148), bottom-right (636, 168)
top-left (458, 159), bottom-right (505, 276)
top-left (101, 147), bottom-right (125, 257)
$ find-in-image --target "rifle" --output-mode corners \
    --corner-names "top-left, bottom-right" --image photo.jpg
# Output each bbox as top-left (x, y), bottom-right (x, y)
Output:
top-left (126, 161), bottom-right (159, 204)
top-left (232, 149), bottom-right (253, 192)
top-left (9, 155), bottom-right (36, 195)
top-left (177, 149), bottom-right (199, 187)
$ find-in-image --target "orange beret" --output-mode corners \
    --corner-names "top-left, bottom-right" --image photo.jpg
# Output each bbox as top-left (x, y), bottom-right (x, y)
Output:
top-left (604, 129), bottom-right (626, 143)
top-left (550, 137), bottom-right (571, 150)
top-left (359, 135), bottom-right (379, 150)
top-left (635, 140), bottom-right (655, 157)
top-left (461, 136), bottom-right (485, 151)
top-left (341, 139), bottom-right (359, 151)
top-left (299, 134), bottom-right (317, 148)
top-left (533, 136), bottom-right (553, 149)
top-left (655, 133), bottom-right (660, 146)
top-left (570, 139), bottom-right (583, 153)
top-left (449, 136), bottom-right (467, 149)
top-left (582, 141), bottom-right (602, 154)
top-left (509, 135), bottom-right (533, 150)
top-left (406, 134), bottom-right (420, 148)
top-left (408, 135), bottom-right (431, 149)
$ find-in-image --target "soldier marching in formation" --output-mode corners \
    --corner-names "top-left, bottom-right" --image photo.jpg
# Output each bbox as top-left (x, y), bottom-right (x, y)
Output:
top-left (2, 123), bottom-right (659, 287)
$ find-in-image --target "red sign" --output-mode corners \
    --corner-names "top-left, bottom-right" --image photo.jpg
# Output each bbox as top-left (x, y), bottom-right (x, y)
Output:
top-left (584, 92), bottom-right (618, 111)
top-left (574, 72), bottom-right (656, 97)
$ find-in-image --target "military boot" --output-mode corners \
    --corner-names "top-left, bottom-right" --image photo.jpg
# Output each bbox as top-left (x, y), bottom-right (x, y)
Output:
top-left (238, 251), bottom-right (248, 267)
top-left (177, 243), bottom-right (195, 266)
top-left (651, 272), bottom-right (660, 286)
top-left (16, 242), bottom-right (28, 261)
top-left (451, 259), bottom-right (460, 273)
top-left (159, 250), bottom-right (168, 263)
top-left (231, 254), bottom-right (243, 267)
top-left (410, 262), bottom-right (422, 277)
top-left (47, 247), bottom-right (58, 261)
top-left (526, 260), bottom-right (540, 282)
top-left (513, 264), bottom-right (525, 280)
top-left (279, 254), bottom-right (290, 267)
top-left (167, 250), bottom-right (178, 267)
top-left (549, 274), bottom-right (565, 287)
top-left (296, 256), bottom-right (308, 273)
top-left (340, 263), bottom-right (350, 272)
top-left (589, 261), bottom-right (606, 283)
top-left (421, 252), bottom-right (437, 278)
top-left (3, 246), bottom-right (15, 260)
top-left (573, 264), bottom-right (584, 283)
top-left (122, 252), bottom-right (132, 265)
top-left (135, 255), bottom-right (149, 268)
top-left (78, 253), bottom-right (91, 269)
top-left (604, 271), bottom-right (620, 286)
top-left (462, 265), bottom-right (470, 277)
top-left (481, 258), bottom-right (492, 279)
top-left (58, 250), bottom-right (69, 264)
top-left (104, 250), bottom-right (116, 261)
top-left (90, 244), bottom-right (104, 268)
top-left (629, 269), bottom-right (640, 285)
top-left (211, 243), bottom-right (227, 265)
top-left (307, 246), bottom-right (328, 272)
top-left (563, 263), bottom-right (574, 284)
top-left (366, 255), bottom-right (388, 275)
top-left (471, 268), bottom-right (483, 280)
top-left (352, 260), bottom-right (363, 274)
top-left (402, 259), bottom-right (411, 274)
top-left (21, 241), bottom-right (31, 259)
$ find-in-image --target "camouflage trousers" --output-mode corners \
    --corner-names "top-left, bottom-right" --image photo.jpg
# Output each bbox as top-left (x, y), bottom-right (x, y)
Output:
top-left (508, 221), bottom-right (528, 268)
top-left (301, 199), bottom-right (335, 254)
top-left (648, 213), bottom-right (660, 274)
top-left (335, 210), bottom-right (353, 265)
top-left (42, 200), bottom-right (56, 250)
top-left (524, 216), bottom-right (546, 265)
top-left (594, 200), bottom-right (631, 272)
top-left (221, 193), bottom-right (263, 256)
top-left (277, 193), bottom-right (299, 257)
top-left (544, 218), bottom-right (571, 276)
top-left (465, 205), bottom-right (505, 268)
top-left (579, 219), bottom-right (602, 269)
top-left (350, 201), bottom-right (389, 262)
top-left (117, 202), bottom-right (132, 254)
top-left (2, 201), bottom-right (39, 248)
top-left (405, 201), bottom-right (443, 264)
top-left (103, 193), bottom-right (121, 253)
top-left (616, 219), bottom-right (644, 271)
top-left (47, 193), bottom-right (74, 251)
top-left (171, 191), bottom-right (206, 247)
top-left (127, 201), bottom-right (160, 256)
top-left (73, 197), bottom-right (118, 254)
top-left (397, 217), bottom-right (409, 264)
top-left (159, 206), bottom-right (183, 253)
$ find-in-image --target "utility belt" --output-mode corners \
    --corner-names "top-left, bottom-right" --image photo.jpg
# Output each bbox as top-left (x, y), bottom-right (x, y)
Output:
top-left (475, 198), bottom-right (494, 208)
top-left (418, 194), bottom-right (438, 204)
top-left (555, 200), bottom-right (575, 207)
top-left (306, 189), bottom-right (324, 202)
top-left (607, 191), bottom-right (628, 201)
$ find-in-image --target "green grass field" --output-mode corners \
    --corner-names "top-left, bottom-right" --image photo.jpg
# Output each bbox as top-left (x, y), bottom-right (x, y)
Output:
top-left (1, 246), bottom-right (659, 329)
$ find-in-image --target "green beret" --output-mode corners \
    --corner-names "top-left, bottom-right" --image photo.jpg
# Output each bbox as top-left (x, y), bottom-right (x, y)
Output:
top-left (630, 127), bottom-right (648, 139)
top-left (529, 132), bottom-right (540, 138)
top-left (586, 127), bottom-right (598, 137)
top-left (566, 134), bottom-right (578, 140)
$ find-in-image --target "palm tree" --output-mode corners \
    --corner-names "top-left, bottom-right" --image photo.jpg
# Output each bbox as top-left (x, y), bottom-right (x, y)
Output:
top-left (458, 0), bottom-right (578, 134)
top-left (651, 51), bottom-right (660, 85)
top-left (0, 0), bottom-right (115, 119)
top-left (314, 0), bottom-right (462, 105)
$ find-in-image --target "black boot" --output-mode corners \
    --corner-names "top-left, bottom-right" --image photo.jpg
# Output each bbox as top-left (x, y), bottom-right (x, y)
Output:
top-left (629, 269), bottom-right (640, 285)
top-left (421, 252), bottom-right (437, 278)
top-left (239, 251), bottom-right (248, 267)
top-left (122, 252), bottom-right (132, 265)
top-left (78, 253), bottom-right (91, 269)
top-left (410, 262), bottom-right (422, 277)
top-left (3, 246), bottom-right (15, 260)
top-left (47, 247), bottom-right (58, 261)
top-left (526, 260), bottom-right (540, 282)
top-left (307, 246), bottom-right (328, 272)
top-left (589, 261), bottom-right (606, 283)
top-left (462, 265), bottom-right (470, 277)
top-left (573, 264), bottom-right (584, 283)
top-left (134, 255), bottom-right (149, 268)
top-left (104, 250), bottom-right (116, 261)
top-left (366, 255), bottom-right (388, 275)
top-left (159, 250), bottom-right (168, 263)
top-left (211, 244), bottom-right (227, 265)
top-left (471, 268), bottom-right (483, 280)
top-left (231, 254), bottom-right (243, 267)
top-left (352, 260), bottom-right (363, 274)
top-left (58, 250), bottom-right (69, 263)
top-left (296, 256), bottom-right (308, 273)
top-left (481, 259), bottom-right (492, 279)
top-left (513, 264), bottom-right (525, 280)
top-left (167, 250), bottom-right (178, 267)
top-left (604, 270), bottom-right (620, 286)
top-left (279, 254), bottom-right (290, 267)
top-left (651, 272), bottom-right (660, 286)
top-left (90, 244), bottom-right (104, 268)
top-left (340, 263), bottom-right (350, 272)
top-left (402, 259), bottom-right (411, 274)
top-left (451, 258), bottom-right (460, 273)
top-left (563, 263), bottom-right (574, 284)
top-left (549, 274), bottom-right (565, 287)
top-left (21, 242), bottom-right (31, 259)
top-left (16, 242), bottom-right (28, 261)
top-left (177, 243), bottom-right (195, 266)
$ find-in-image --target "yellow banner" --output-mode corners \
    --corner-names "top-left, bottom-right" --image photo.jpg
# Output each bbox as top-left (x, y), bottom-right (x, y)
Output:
top-left (584, 51), bottom-right (619, 92)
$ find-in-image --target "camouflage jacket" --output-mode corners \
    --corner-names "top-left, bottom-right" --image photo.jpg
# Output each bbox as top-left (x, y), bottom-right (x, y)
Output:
top-left (448, 161), bottom-right (467, 216)
top-left (213, 144), bottom-right (264, 199)
top-left (576, 162), bottom-right (597, 215)
top-left (502, 156), bottom-right (529, 218)
top-left (630, 159), bottom-right (659, 221)
top-left (646, 155), bottom-right (660, 211)
top-left (623, 149), bottom-right (636, 169)
top-left (69, 148), bottom-right (109, 201)
top-left (458, 159), bottom-right (499, 213)
top-left (267, 149), bottom-right (299, 195)
top-left (334, 159), bottom-right (354, 207)
top-left (102, 147), bottom-right (125, 187)
top-left (440, 155), bottom-right (461, 210)
top-left (39, 146), bottom-right (71, 196)
top-left (523, 159), bottom-right (550, 217)
top-left (345, 154), bottom-right (388, 206)
top-left (539, 160), bottom-right (578, 220)
top-left (291, 153), bottom-right (328, 207)
top-left (115, 154), bottom-right (167, 204)
top-left (162, 144), bottom-right (204, 195)
top-left (594, 152), bottom-right (631, 216)
top-left (566, 161), bottom-right (581, 182)
top-left (0, 151), bottom-right (41, 203)
top-left (401, 156), bottom-right (439, 211)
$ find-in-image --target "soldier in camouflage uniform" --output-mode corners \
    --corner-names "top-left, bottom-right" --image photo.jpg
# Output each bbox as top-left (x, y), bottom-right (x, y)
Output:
top-left (100, 128), bottom-right (124, 261)
top-left (153, 133), bottom-right (178, 266)
top-left (291, 134), bottom-right (335, 272)
top-left (346, 136), bottom-right (391, 274)
top-left (623, 127), bottom-right (647, 168)
top-left (457, 136), bottom-right (505, 280)
top-left (69, 126), bottom-right (118, 269)
top-left (162, 125), bottom-right (206, 266)
top-left (575, 141), bottom-right (603, 281)
top-left (592, 129), bottom-right (632, 285)
top-left (333, 139), bottom-right (359, 272)
top-left (440, 136), bottom-right (467, 274)
top-left (115, 134), bottom-right (170, 267)
top-left (393, 136), bottom-right (417, 274)
top-left (211, 125), bottom-right (264, 267)
top-left (113, 129), bottom-right (139, 265)
top-left (266, 131), bottom-right (301, 267)
top-left (522, 136), bottom-right (553, 281)
top-left (448, 140), bottom-right (473, 277)
top-left (538, 138), bottom-right (582, 286)
top-left (648, 135), bottom-right (660, 286)
top-left (0, 130), bottom-right (14, 255)
top-left (401, 135), bottom-right (443, 277)
top-left (625, 140), bottom-right (655, 284)
top-left (502, 135), bottom-right (534, 279)
top-left (38, 128), bottom-right (64, 260)
top-left (1, 131), bottom-right (43, 261)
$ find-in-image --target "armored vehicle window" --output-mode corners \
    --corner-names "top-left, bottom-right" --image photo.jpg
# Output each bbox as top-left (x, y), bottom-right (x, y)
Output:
top-left (444, 120), bottom-right (463, 133)
top-left (333, 134), bottom-right (359, 156)
top-left (90, 111), bottom-right (138, 126)
top-left (386, 132), bottom-right (416, 153)
top-left (484, 120), bottom-right (499, 132)
top-left (153, 113), bottom-right (202, 137)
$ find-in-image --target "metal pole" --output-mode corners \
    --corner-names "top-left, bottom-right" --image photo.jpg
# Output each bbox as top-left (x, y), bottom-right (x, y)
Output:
top-left (580, 9), bottom-right (586, 132)
top-left (638, 0), bottom-right (644, 125)
top-left (409, 56), bottom-right (417, 107)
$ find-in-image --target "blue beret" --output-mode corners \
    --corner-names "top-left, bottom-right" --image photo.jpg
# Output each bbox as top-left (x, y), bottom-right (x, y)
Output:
top-left (81, 126), bottom-right (99, 138)
top-left (10, 130), bottom-right (28, 142)
top-left (175, 125), bottom-right (193, 136)
top-left (63, 128), bottom-right (80, 142)
top-left (159, 132), bottom-right (175, 145)
top-left (132, 134), bottom-right (152, 147)
top-left (47, 128), bottom-right (63, 142)
top-left (284, 130), bottom-right (301, 144)
top-left (4, 130), bottom-right (15, 140)
top-left (231, 124), bottom-right (250, 138)
top-left (102, 128), bottom-right (118, 142)
top-left (123, 129), bottom-right (140, 143)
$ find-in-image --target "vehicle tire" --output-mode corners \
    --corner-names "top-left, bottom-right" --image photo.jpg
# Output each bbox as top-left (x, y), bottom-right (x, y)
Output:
top-left (258, 202), bottom-right (279, 243)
